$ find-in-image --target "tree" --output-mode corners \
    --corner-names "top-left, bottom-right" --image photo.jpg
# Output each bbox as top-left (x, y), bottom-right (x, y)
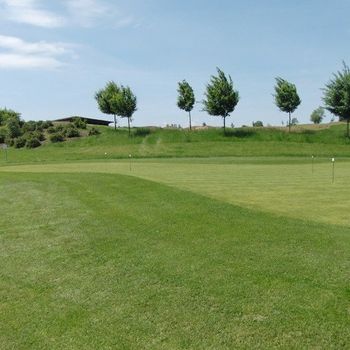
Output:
top-left (252, 120), bottom-right (263, 127)
top-left (0, 108), bottom-right (21, 126)
top-left (203, 68), bottom-right (239, 134)
top-left (310, 107), bottom-right (325, 124)
top-left (111, 85), bottom-right (137, 137)
top-left (274, 78), bottom-right (301, 132)
top-left (323, 62), bottom-right (350, 137)
top-left (177, 80), bottom-right (195, 130)
top-left (95, 81), bottom-right (120, 130)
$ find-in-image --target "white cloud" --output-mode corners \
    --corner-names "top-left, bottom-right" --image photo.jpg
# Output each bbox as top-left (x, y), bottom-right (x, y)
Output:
top-left (0, 0), bottom-right (66, 28)
top-left (0, 53), bottom-right (62, 69)
top-left (0, 35), bottom-right (76, 69)
top-left (0, 0), bottom-right (137, 28)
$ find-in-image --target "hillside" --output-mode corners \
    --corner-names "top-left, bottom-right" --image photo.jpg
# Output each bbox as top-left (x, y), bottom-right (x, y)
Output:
top-left (1, 122), bottom-right (350, 165)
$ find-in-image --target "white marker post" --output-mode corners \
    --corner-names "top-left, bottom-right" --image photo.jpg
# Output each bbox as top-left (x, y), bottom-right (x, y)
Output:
top-left (332, 158), bottom-right (335, 183)
top-left (129, 154), bottom-right (132, 171)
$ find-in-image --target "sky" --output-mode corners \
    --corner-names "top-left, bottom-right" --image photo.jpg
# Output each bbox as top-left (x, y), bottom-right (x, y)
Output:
top-left (0, 0), bottom-right (349, 127)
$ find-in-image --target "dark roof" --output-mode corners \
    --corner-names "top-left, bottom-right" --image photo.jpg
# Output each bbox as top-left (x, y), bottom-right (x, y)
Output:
top-left (54, 117), bottom-right (111, 126)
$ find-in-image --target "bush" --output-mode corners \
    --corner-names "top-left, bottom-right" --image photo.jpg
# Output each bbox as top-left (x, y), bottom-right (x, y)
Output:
top-left (26, 137), bottom-right (41, 148)
top-left (14, 136), bottom-right (27, 148)
top-left (47, 126), bottom-right (56, 134)
top-left (23, 121), bottom-right (38, 133)
top-left (134, 127), bottom-right (151, 137)
top-left (65, 126), bottom-right (80, 138)
top-left (72, 117), bottom-right (87, 129)
top-left (88, 127), bottom-right (101, 136)
top-left (31, 131), bottom-right (45, 141)
top-left (50, 133), bottom-right (65, 143)
top-left (0, 126), bottom-right (6, 143)
top-left (252, 120), bottom-right (264, 127)
top-left (42, 120), bottom-right (53, 129)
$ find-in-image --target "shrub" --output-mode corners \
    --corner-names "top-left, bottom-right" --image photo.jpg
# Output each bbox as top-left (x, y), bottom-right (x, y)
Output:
top-left (65, 126), bottom-right (80, 138)
top-left (42, 120), bottom-right (53, 129)
top-left (14, 136), bottom-right (27, 148)
top-left (50, 133), bottom-right (65, 143)
top-left (6, 118), bottom-right (22, 138)
top-left (0, 126), bottom-right (6, 143)
top-left (72, 117), bottom-right (87, 129)
top-left (47, 126), bottom-right (56, 134)
top-left (88, 127), bottom-right (101, 136)
top-left (26, 137), bottom-right (41, 148)
top-left (30, 131), bottom-right (45, 141)
top-left (23, 121), bottom-right (38, 133)
top-left (134, 127), bottom-right (151, 137)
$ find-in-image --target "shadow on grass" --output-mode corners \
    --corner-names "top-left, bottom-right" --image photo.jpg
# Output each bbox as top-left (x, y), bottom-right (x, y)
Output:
top-left (224, 128), bottom-right (256, 138)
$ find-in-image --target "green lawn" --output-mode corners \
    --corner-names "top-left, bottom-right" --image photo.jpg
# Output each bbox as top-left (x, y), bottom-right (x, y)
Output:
top-left (1, 156), bottom-right (350, 349)
top-left (2, 123), bottom-right (350, 165)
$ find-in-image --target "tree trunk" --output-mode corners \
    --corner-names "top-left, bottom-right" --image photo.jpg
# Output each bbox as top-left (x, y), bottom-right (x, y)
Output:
top-left (347, 119), bottom-right (349, 138)
top-left (189, 111), bottom-right (192, 131)
top-left (128, 117), bottom-right (131, 137)
top-left (288, 112), bottom-right (291, 133)
top-left (114, 114), bottom-right (117, 131)
top-left (223, 116), bottom-right (226, 134)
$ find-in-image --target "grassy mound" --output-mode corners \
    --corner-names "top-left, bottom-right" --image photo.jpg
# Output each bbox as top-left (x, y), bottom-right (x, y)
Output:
top-left (1, 123), bottom-right (350, 165)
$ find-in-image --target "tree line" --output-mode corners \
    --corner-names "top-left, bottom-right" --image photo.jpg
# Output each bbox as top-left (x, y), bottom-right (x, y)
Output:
top-left (96, 62), bottom-right (350, 137)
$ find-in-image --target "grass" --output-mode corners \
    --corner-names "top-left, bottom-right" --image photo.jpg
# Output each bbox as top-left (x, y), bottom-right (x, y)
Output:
top-left (1, 124), bottom-right (350, 348)
top-left (2, 157), bottom-right (349, 225)
top-left (0, 171), bottom-right (349, 349)
top-left (2, 122), bottom-right (350, 164)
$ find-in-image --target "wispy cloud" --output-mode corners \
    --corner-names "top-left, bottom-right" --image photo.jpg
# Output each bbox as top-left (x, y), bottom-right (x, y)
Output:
top-left (0, 0), bottom-right (66, 28)
top-left (0, 0), bottom-right (137, 28)
top-left (0, 35), bottom-right (76, 69)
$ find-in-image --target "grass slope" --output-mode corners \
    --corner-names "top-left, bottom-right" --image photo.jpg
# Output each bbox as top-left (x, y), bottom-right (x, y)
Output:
top-left (2, 123), bottom-right (350, 164)
top-left (1, 172), bottom-right (349, 349)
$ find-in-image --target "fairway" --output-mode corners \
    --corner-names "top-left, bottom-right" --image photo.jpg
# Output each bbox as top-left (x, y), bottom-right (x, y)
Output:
top-left (1, 157), bottom-right (350, 349)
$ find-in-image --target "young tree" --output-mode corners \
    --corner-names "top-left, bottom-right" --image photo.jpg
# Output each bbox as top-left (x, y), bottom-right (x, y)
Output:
top-left (177, 80), bottom-right (195, 130)
top-left (310, 107), bottom-right (325, 124)
top-left (112, 85), bottom-right (137, 137)
top-left (0, 108), bottom-right (21, 126)
top-left (323, 62), bottom-right (350, 137)
top-left (203, 68), bottom-right (239, 134)
top-left (274, 78), bottom-right (301, 132)
top-left (95, 81), bottom-right (120, 130)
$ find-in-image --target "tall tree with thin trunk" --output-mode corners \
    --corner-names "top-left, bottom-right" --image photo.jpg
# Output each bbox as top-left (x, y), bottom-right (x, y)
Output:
top-left (203, 68), bottom-right (239, 134)
top-left (323, 62), bottom-right (350, 138)
top-left (95, 81), bottom-right (120, 130)
top-left (177, 80), bottom-right (195, 130)
top-left (274, 78), bottom-right (301, 132)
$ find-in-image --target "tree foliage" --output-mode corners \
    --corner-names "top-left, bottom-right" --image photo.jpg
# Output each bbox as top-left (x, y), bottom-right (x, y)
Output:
top-left (323, 62), bottom-right (350, 137)
top-left (112, 85), bottom-right (137, 136)
top-left (95, 81), bottom-right (121, 130)
top-left (177, 80), bottom-right (195, 130)
top-left (310, 107), bottom-right (325, 124)
top-left (203, 68), bottom-right (239, 133)
top-left (274, 78), bottom-right (301, 132)
top-left (0, 108), bottom-right (21, 126)
top-left (95, 82), bottom-right (137, 135)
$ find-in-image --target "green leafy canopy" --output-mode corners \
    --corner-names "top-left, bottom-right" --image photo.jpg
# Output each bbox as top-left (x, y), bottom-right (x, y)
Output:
top-left (203, 68), bottom-right (239, 118)
top-left (323, 62), bottom-right (350, 121)
top-left (274, 78), bottom-right (301, 114)
top-left (177, 80), bottom-right (195, 113)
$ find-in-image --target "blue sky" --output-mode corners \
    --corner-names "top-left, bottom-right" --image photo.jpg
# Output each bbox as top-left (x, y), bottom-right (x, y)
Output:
top-left (0, 0), bottom-right (349, 127)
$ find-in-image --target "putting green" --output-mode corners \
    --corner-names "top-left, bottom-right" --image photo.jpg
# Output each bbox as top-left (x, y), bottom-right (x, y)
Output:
top-left (1, 157), bottom-right (348, 226)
